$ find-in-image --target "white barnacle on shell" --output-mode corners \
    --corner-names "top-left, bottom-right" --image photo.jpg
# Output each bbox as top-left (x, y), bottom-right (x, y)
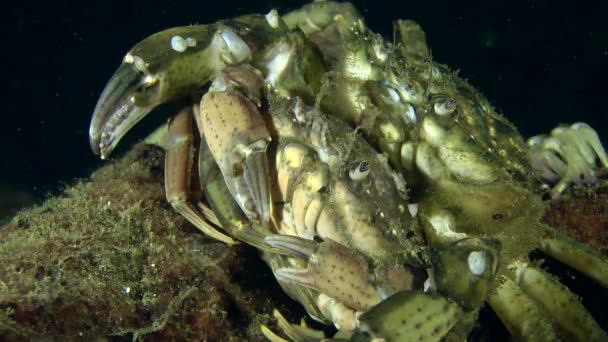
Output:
top-left (185, 37), bottom-right (197, 47)
top-left (265, 9), bottom-right (280, 29)
top-left (428, 212), bottom-right (468, 241)
top-left (216, 29), bottom-right (251, 64)
top-left (407, 203), bottom-right (418, 217)
top-left (402, 104), bottom-right (417, 124)
top-left (170, 35), bottom-right (188, 52)
top-left (265, 42), bottom-right (291, 87)
top-left (467, 251), bottom-right (487, 276)
top-left (209, 76), bottom-right (227, 92)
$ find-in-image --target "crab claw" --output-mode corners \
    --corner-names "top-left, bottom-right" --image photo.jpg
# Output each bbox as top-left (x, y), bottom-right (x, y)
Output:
top-left (89, 62), bottom-right (158, 158)
top-left (200, 78), bottom-right (272, 225)
top-left (89, 23), bottom-right (257, 159)
top-left (265, 234), bottom-right (383, 311)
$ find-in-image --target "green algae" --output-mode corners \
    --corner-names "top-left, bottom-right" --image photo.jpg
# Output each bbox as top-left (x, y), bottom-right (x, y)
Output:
top-left (0, 144), bottom-right (295, 341)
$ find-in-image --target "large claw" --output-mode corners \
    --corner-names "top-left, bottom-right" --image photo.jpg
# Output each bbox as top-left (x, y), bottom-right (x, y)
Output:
top-left (89, 15), bottom-right (285, 159)
top-left (90, 25), bottom-right (219, 158)
top-left (200, 66), bottom-right (272, 224)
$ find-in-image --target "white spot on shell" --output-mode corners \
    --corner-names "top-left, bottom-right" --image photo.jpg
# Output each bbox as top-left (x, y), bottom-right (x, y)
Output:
top-left (429, 212), bottom-right (468, 240)
top-left (407, 203), bottom-right (418, 217)
top-left (265, 9), bottom-right (280, 29)
top-left (386, 86), bottom-right (400, 103)
top-left (171, 35), bottom-right (188, 52)
top-left (265, 42), bottom-right (291, 86)
top-left (423, 277), bottom-right (432, 292)
top-left (467, 251), bottom-right (487, 276)
top-left (372, 35), bottom-right (388, 62)
top-left (210, 77), bottom-right (227, 92)
top-left (186, 37), bottom-right (197, 47)
top-left (402, 104), bottom-right (417, 124)
top-left (123, 53), bottom-right (134, 64)
top-left (143, 74), bottom-right (157, 87)
top-left (219, 29), bottom-right (251, 64)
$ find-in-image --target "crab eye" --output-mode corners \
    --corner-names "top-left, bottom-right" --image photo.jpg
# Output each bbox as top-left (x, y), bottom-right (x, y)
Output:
top-left (349, 161), bottom-right (370, 181)
top-left (434, 97), bottom-right (457, 116)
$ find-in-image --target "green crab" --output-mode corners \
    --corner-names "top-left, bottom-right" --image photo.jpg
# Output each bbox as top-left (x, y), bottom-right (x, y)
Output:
top-left (89, 1), bottom-right (608, 340)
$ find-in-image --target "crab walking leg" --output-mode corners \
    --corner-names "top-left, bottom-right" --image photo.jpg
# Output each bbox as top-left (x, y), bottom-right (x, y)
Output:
top-left (487, 276), bottom-right (556, 341)
top-left (356, 291), bottom-right (462, 342)
top-left (200, 77), bottom-right (272, 226)
top-left (197, 137), bottom-right (283, 253)
top-left (282, 0), bottom-right (361, 35)
top-left (261, 309), bottom-right (326, 342)
top-left (528, 122), bottom-right (608, 198)
top-left (164, 105), bottom-right (236, 244)
top-left (540, 232), bottom-right (608, 287)
top-left (266, 235), bottom-right (383, 312)
top-left (510, 262), bottom-right (608, 341)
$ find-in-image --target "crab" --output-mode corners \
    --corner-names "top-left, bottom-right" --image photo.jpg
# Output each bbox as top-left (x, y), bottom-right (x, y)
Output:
top-left (88, 1), bottom-right (608, 341)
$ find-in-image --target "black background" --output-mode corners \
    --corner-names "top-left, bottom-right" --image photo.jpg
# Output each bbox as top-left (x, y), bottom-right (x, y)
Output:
top-left (3, 0), bottom-right (607, 202)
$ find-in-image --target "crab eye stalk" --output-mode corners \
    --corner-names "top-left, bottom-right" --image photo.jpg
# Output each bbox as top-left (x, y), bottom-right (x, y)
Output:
top-left (434, 97), bottom-right (457, 116)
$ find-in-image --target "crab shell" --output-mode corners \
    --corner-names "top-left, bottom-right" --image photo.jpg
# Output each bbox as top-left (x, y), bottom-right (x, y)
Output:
top-left (89, 1), bottom-right (608, 341)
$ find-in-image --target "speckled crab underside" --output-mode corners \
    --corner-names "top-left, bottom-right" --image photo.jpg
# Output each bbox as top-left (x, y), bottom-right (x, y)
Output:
top-left (89, 1), bottom-right (608, 341)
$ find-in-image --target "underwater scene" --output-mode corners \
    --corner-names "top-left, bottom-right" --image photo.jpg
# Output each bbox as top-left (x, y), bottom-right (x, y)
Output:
top-left (2, 1), bottom-right (607, 340)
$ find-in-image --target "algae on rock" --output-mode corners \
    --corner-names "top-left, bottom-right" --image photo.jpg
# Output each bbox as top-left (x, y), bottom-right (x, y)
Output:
top-left (0, 144), bottom-right (296, 341)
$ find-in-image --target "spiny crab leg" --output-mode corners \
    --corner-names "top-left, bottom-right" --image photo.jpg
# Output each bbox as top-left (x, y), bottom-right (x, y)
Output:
top-left (164, 104), bottom-right (236, 244)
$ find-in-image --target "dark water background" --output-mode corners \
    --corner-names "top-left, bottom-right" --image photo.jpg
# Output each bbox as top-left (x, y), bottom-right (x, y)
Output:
top-left (3, 0), bottom-right (607, 211)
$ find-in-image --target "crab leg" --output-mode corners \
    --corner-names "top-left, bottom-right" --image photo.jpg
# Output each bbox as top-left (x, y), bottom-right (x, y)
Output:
top-left (528, 123), bottom-right (608, 198)
top-left (164, 105), bottom-right (236, 244)
top-left (265, 234), bottom-right (384, 312)
top-left (487, 276), bottom-right (557, 341)
top-left (510, 262), bottom-right (608, 341)
top-left (197, 136), bottom-right (283, 253)
top-left (199, 67), bottom-right (272, 226)
top-left (540, 232), bottom-right (608, 288)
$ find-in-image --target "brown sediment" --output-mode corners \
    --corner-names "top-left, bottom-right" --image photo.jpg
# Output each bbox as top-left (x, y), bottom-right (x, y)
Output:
top-left (542, 172), bottom-right (608, 256)
top-left (0, 144), bottom-right (299, 341)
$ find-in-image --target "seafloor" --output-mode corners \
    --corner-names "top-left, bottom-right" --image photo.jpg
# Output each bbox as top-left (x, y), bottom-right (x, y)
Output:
top-left (1, 143), bottom-right (606, 340)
